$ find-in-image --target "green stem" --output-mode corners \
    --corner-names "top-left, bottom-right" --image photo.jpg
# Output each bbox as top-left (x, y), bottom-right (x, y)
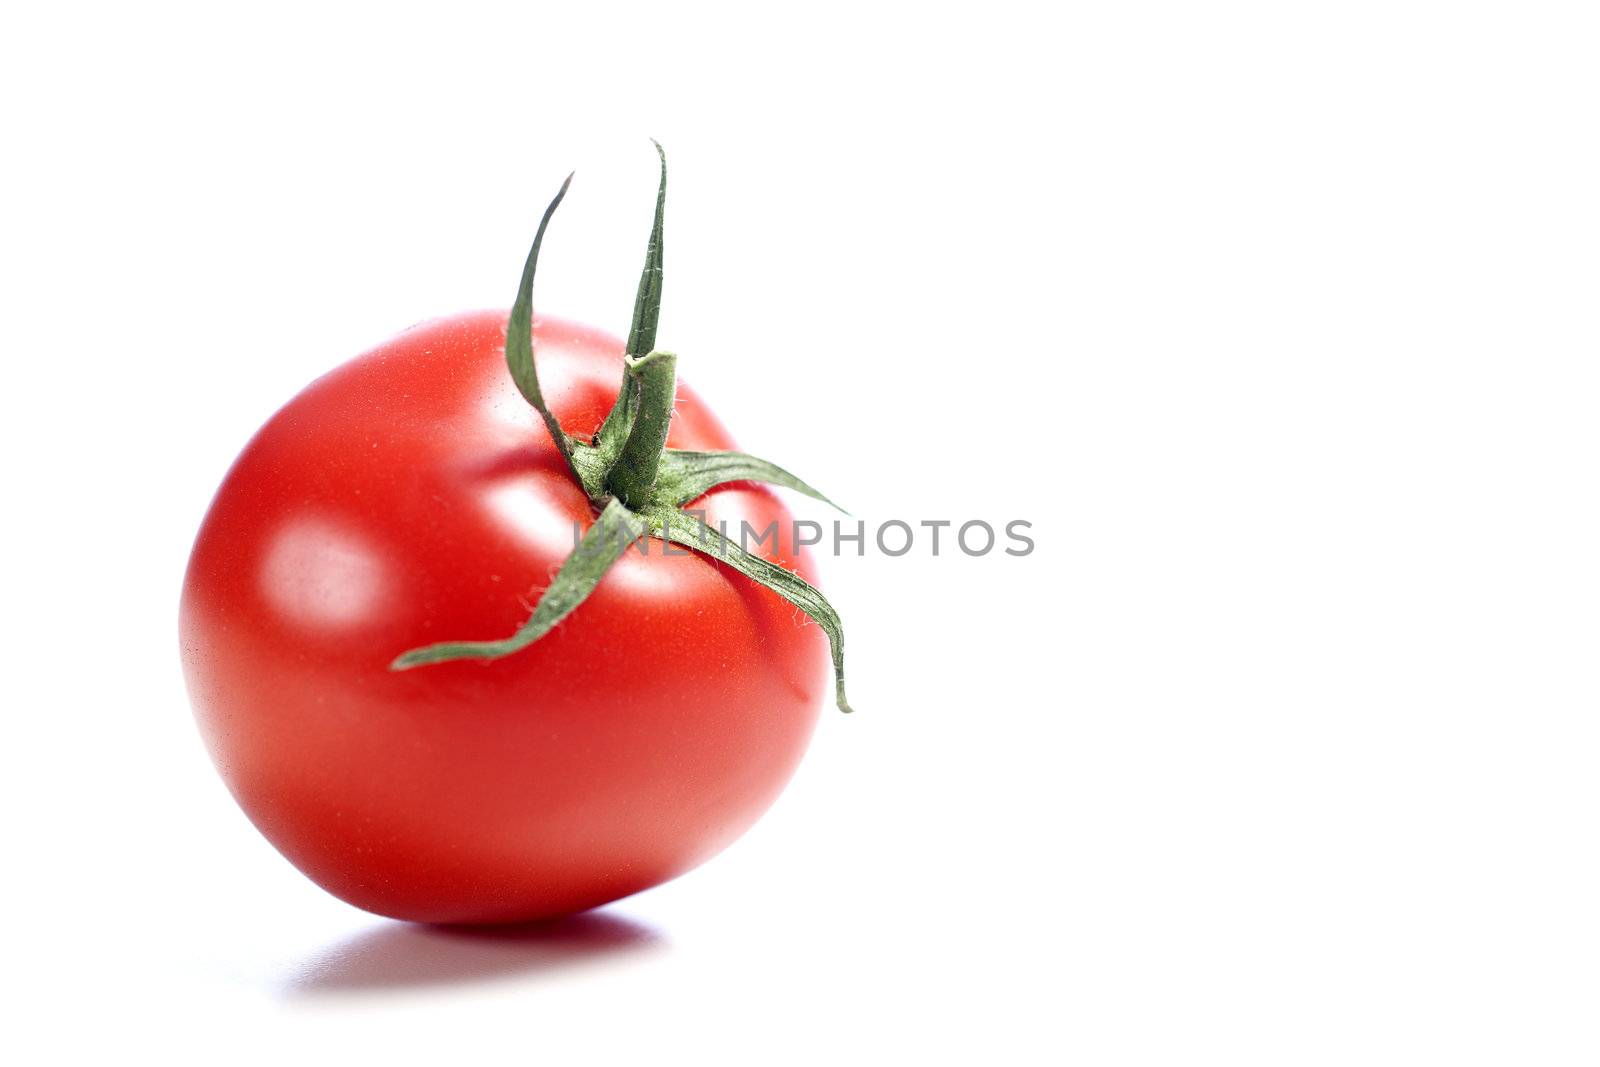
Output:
top-left (606, 350), bottom-right (677, 508)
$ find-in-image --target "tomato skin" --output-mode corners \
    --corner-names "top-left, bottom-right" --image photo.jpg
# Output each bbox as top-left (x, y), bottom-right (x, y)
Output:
top-left (180, 311), bottom-right (827, 924)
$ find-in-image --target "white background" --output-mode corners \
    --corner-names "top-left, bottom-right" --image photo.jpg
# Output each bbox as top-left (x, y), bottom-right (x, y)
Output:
top-left (4, 2), bottom-right (1598, 1063)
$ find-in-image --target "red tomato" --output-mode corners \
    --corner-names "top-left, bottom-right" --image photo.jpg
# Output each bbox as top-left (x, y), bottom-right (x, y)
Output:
top-left (180, 311), bottom-right (827, 924)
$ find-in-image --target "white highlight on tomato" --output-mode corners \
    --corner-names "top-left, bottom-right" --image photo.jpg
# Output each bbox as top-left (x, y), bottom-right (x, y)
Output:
top-left (261, 519), bottom-right (386, 629)
top-left (482, 476), bottom-right (589, 559)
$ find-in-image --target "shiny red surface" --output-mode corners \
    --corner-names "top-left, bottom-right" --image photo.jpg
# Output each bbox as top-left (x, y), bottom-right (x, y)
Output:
top-left (180, 311), bottom-right (827, 923)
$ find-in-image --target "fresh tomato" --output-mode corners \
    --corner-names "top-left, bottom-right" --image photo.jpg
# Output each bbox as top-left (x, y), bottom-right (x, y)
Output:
top-left (180, 309), bottom-right (830, 923)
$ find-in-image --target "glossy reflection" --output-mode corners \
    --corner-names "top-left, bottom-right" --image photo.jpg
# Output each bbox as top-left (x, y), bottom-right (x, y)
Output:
top-left (483, 475), bottom-right (589, 558)
top-left (286, 911), bottom-right (665, 996)
top-left (260, 517), bottom-right (386, 628)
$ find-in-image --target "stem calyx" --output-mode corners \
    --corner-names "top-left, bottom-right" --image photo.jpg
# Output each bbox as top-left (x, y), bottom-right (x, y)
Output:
top-left (392, 143), bottom-right (856, 712)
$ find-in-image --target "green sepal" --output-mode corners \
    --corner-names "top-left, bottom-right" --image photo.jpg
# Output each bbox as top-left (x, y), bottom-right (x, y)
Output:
top-left (591, 140), bottom-right (668, 470)
top-left (506, 172), bottom-right (584, 488)
top-left (643, 506), bottom-right (853, 713)
top-left (625, 140), bottom-right (668, 360)
top-left (653, 449), bottom-right (847, 513)
top-left (390, 495), bottom-right (855, 713)
top-left (390, 499), bottom-right (646, 669)
top-left (564, 439), bottom-right (612, 500)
